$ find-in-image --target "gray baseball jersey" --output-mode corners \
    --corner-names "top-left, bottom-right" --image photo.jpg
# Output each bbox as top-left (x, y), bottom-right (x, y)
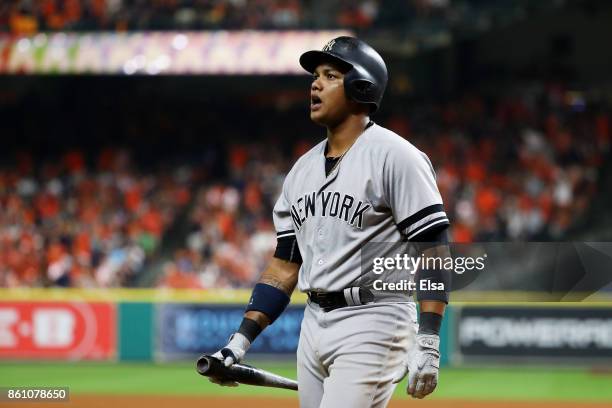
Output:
top-left (273, 123), bottom-right (449, 293)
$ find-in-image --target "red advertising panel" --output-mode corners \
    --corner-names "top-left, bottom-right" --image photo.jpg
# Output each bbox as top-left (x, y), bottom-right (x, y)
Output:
top-left (0, 302), bottom-right (116, 360)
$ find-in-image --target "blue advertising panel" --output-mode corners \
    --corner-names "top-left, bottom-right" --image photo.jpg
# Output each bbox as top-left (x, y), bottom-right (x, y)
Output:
top-left (156, 304), bottom-right (304, 360)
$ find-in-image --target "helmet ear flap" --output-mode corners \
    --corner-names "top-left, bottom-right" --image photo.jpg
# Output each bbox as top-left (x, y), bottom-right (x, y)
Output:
top-left (351, 79), bottom-right (375, 96)
top-left (344, 69), bottom-right (376, 102)
top-left (344, 77), bottom-right (378, 113)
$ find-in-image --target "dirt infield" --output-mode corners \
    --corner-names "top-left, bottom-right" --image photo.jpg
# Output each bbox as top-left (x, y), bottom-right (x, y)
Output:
top-left (2, 395), bottom-right (611, 408)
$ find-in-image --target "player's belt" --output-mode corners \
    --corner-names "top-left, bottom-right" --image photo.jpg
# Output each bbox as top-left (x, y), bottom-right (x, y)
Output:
top-left (307, 288), bottom-right (375, 312)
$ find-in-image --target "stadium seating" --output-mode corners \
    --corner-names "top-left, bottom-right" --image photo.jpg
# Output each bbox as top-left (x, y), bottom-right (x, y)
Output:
top-left (2, 80), bottom-right (607, 288)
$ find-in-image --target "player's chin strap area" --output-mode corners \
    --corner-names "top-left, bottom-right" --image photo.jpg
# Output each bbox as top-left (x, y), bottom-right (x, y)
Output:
top-left (307, 287), bottom-right (375, 312)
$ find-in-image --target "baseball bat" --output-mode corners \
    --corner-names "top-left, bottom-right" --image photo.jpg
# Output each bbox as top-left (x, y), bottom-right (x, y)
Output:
top-left (196, 354), bottom-right (298, 391)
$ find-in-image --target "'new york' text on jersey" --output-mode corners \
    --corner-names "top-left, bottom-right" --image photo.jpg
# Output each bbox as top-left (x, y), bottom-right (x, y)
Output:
top-left (273, 123), bottom-right (449, 292)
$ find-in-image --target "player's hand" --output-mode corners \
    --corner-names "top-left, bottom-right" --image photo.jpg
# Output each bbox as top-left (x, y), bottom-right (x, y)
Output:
top-left (392, 334), bottom-right (440, 399)
top-left (209, 333), bottom-right (251, 387)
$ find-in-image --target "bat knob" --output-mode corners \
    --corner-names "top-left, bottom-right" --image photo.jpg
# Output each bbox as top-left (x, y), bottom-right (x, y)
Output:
top-left (196, 355), bottom-right (215, 375)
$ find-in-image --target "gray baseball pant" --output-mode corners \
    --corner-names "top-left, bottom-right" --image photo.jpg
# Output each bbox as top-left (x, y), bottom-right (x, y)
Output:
top-left (297, 301), bottom-right (417, 408)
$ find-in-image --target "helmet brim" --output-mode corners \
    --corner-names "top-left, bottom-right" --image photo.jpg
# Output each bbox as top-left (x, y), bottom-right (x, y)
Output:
top-left (299, 51), bottom-right (353, 74)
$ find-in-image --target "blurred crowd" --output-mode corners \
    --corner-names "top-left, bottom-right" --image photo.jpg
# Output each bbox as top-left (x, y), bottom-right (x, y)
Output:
top-left (1, 82), bottom-right (609, 289)
top-left (0, 149), bottom-right (193, 287)
top-left (158, 141), bottom-right (311, 289)
top-left (1, 0), bottom-right (539, 34)
top-left (391, 83), bottom-right (609, 243)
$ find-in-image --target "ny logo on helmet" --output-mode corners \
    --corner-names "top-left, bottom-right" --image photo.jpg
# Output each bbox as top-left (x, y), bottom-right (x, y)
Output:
top-left (322, 39), bottom-right (336, 52)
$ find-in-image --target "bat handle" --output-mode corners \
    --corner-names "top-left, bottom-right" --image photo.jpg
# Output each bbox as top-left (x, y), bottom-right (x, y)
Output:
top-left (196, 355), bottom-right (217, 375)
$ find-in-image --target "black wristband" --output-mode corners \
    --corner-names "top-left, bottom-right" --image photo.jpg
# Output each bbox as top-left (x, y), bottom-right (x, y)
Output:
top-left (237, 317), bottom-right (263, 343)
top-left (418, 312), bottom-right (443, 335)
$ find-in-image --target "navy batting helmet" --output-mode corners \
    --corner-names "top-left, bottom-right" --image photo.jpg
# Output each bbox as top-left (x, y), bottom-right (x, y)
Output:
top-left (299, 36), bottom-right (388, 113)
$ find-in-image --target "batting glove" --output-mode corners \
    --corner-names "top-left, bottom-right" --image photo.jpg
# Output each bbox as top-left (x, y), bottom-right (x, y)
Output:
top-left (209, 332), bottom-right (251, 387)
top-left (392, 334), bottom-right (440, 399)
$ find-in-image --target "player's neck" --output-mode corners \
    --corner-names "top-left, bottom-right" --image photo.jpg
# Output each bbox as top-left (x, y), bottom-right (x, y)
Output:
top-left (325, 115), bottom-right (370, 157)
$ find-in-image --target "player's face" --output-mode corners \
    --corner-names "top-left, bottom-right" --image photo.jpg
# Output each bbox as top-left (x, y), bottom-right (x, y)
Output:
top-left (310, 63), bottom-right (352, 126)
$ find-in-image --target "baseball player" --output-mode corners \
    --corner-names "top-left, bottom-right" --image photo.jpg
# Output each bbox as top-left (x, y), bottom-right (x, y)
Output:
top-left (211, 36), bottom-right (450, 408)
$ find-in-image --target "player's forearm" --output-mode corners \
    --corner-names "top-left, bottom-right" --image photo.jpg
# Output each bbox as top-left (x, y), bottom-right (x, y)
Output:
top-left (416, 242), bottom-right (450, 335)
top-left (419, 300), bottom-right (446, 316)
top-left (244, 311), bottom-right (271, 329)
top-left (239, 257), bottom-right (300, 333)
top-left (257, 257), bottom-right (299, 296)
top-left (244, 258), bottom-right (299, 329)
top-left (416, 242), bottom-right (450, 304)
top-left (214, 259), bottom-right (299, 366)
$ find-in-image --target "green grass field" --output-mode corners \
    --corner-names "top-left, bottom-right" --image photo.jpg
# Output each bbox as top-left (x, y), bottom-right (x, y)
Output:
top-left (1, 362), bottom-right (612, 402)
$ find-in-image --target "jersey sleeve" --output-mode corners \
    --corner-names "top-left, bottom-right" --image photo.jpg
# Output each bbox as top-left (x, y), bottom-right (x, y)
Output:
top-left (272, 178), bottom-right (302, 264)
top-left (384, 144), bottom-right (449, 241)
